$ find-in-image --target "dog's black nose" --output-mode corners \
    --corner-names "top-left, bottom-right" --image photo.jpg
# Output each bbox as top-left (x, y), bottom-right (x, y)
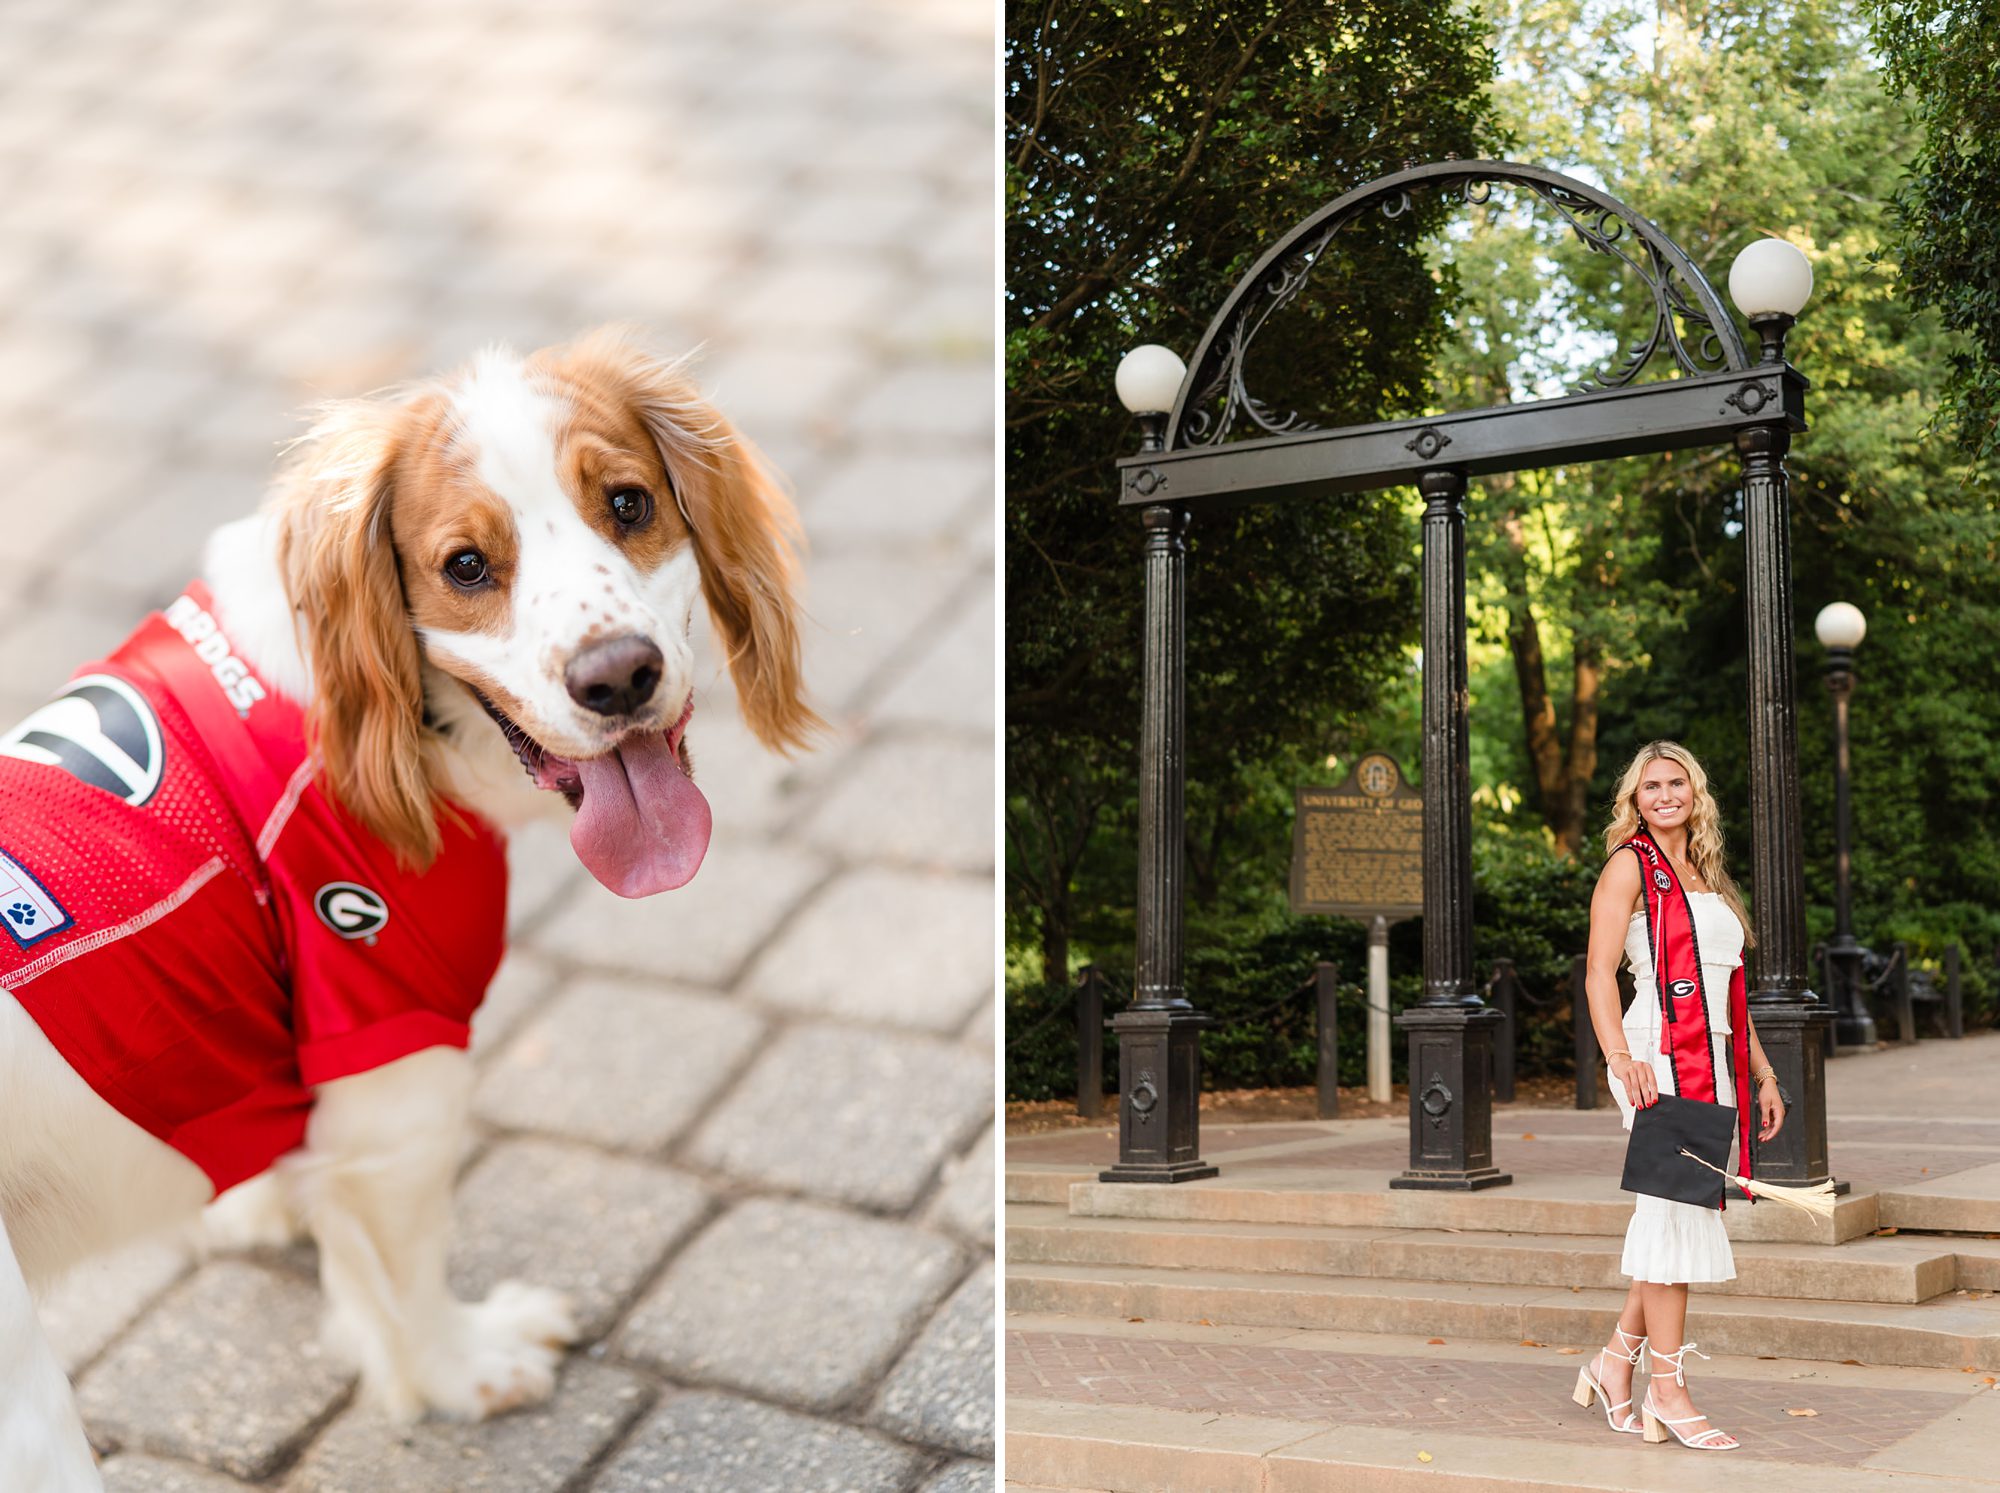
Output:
top-left (566, 634), bottom-right (664, 717)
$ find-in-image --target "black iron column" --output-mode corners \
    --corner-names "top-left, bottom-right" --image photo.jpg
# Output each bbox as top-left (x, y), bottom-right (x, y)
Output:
top-left (1822, 644), bottom-right (1874, 1047)
top-left (1737, 409), bottom-right (1836, 1188)
top-left (1102, 501), bottom-right (1217, 1183)
top-left (1393, 469), bottom-right (1509, 1190)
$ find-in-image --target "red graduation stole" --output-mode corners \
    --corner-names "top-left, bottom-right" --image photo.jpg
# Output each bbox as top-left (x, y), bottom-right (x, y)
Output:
top-left (1622, 831), bottom-right (1756, 1205)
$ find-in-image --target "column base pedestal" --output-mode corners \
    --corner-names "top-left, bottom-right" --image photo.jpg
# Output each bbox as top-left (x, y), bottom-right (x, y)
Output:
top-left (1389, 1167), bottom-right (1513, 1192)
top-left (1391, 1003), bottom-right (1511, 1191)
top-left (1099, 1006), bottom-right (1217, 1185)
top-left (1098, 1159), bottom-right (1221, 1185)
top-left (1747, 998), bottom-right (1838, 1187)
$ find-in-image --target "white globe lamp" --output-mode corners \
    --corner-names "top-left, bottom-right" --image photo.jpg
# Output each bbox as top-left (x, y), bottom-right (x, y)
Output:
top-left (1814, 601), bottom-right (1866, 652)
top-left (1729, 237), bottom-right (1814, 362)
top-left (1115, 344), bottom-right (1187, 416)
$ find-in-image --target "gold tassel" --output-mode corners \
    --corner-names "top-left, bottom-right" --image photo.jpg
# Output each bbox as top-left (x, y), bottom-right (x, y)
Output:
top-left (1677, 1147), bottom-right (1840, 1218)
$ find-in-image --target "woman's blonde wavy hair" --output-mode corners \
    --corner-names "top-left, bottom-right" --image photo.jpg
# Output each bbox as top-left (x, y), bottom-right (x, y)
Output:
top-left (1603, 740), bottom-right (1755, 947)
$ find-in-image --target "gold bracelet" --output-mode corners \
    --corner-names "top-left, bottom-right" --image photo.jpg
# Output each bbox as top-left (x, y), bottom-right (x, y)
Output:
top-left (1753, 1065), bottom-right (1778, 1086)
top-left (1606, 1050), bottom-right (1632, 1063)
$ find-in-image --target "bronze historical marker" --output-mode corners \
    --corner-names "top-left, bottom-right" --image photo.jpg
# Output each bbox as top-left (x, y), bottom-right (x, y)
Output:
top-left (1289, 752), bottom-right (1424, 919)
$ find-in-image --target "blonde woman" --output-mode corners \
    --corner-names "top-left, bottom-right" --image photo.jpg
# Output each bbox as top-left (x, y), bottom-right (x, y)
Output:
top-left (1568, 742), bottom-right (1786, 1451)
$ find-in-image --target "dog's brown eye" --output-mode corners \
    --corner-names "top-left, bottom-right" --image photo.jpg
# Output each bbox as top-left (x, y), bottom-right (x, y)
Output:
top-left (609, 488), bottom-right (652, 528)
top-left (446, 550), bottom-right (489, 588)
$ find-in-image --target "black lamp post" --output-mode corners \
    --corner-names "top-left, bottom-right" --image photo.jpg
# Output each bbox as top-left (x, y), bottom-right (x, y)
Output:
top-left (1098, 343), bottom-right (1218, 1185)
top-left (1721, 235), bottom-right (1840, 1188)
top-left (1816, 600), bottom-right (1875, 1048)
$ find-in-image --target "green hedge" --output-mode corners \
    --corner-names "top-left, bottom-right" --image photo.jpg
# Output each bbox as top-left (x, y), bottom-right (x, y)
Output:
top-left (1004, 840), bottom-right (1994, 1102)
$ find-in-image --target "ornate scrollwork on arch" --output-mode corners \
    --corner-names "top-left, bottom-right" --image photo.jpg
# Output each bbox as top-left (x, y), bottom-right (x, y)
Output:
top-left (1170, 161), bottom-right (1752, 451)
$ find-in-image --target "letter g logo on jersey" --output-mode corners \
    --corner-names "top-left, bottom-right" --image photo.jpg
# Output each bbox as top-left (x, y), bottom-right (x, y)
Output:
top-left (315, 882), bottom-right (389, 943)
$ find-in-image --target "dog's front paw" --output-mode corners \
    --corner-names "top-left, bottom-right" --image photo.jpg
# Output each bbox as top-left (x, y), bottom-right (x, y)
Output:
top-left (410, 1282), bottom-right (578, 1421)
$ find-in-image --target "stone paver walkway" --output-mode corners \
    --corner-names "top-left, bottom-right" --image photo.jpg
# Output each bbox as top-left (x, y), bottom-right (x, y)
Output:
top-left (0, 1), bottom-right (994, 1489)
top-left (1010, 1328), bottom-right (1963, 1465)
top-left (1005, 1316), bottom-right (2000, 1489)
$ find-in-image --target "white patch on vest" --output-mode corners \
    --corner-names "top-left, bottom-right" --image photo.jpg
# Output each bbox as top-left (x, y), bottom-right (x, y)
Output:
top-left (0, 849), bottom-right (72, 948)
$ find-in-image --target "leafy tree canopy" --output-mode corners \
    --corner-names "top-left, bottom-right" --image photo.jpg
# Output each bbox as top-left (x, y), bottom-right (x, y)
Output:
top-left (1870, 0), bottom-right (2000, 465)
top-left (1006, 0), bottom-right (1505, 982)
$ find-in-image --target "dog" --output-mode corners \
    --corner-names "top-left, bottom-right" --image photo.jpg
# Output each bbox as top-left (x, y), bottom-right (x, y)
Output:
top-left (0, 329), bottom-right (819, 1489)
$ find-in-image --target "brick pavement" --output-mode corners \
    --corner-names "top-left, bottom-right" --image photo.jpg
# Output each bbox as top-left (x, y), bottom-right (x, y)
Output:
top-left (1008, 1329), bottom-right (1973, 1467)
top-left (1, 0), bottom-right (994, 1489)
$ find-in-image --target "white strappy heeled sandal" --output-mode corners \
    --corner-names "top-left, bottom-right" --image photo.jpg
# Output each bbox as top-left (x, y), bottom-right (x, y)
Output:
top-left (1640, 1342), bottom-right (1739, 1450)
top-left (1570, 1324), bottom-right (1648, 1433)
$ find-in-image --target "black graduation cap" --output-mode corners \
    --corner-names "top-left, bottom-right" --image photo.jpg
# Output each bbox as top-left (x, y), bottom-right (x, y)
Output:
top-left (1620, 1093), bottom-right (1737, 1209)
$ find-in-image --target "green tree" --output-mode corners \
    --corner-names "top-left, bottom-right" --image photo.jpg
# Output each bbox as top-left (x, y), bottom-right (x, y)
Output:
top-left (1404, 0), bottom-right (1987, 870)
top-left (1870, 0), bottom-right (2000, 465)
top-left (1006, 0), bottom-right (1503, 985)
top-left (1425, 0), bottom-right (2000, 966)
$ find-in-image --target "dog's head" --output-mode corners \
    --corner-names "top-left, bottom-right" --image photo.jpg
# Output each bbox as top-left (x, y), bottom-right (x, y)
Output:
top-left (272, 330), bottom-right (822, 896)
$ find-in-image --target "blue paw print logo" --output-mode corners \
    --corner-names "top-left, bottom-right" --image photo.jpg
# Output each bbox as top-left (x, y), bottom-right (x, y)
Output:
top-left (6, 901), bottom-right (37, 928)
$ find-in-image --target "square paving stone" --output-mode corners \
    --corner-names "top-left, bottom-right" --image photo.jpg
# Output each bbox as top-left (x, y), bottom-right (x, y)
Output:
top-left (800, 452), bottom-right (988, 545)
top-left (448, 1137), bottom-right (710, 1340)
top-left (742, 867), bottom-right (991, 1033)
top-left (506, 817), bottom-right (587, 937)
top-left (102, 1456), bottom-right (255, 1493)
top-left (473, 977), bottom-right (764, 1153)
top-left (800, 550), bottom-right (969, 712)
top-left (926, 1124), bottom-right (995, 1245)
top-left (76, 1260), bottom-right (352, 1479)
top-left (872, 579), bottom-right (994, 732)
top-left (798, 735), bottom-right (993, 873)
top-left (686, 1025), bottom-right (992, 1211)
top-left (847, 362), bottom-right (992, 444)
top-left (921, 1463), bottom-right (996, 1493)
top-left (526, 840), bottom-right (827, 988)
top-left (620, 1198), bottom-right (960, 1411)
top-left (284, 1357), bottom-right (650, 1493)
top-left (472, 950), bottom-right (561, 1058)
top-left (872, 1264), bottom-right (994, 1457)
top-left (591, 1391), bottom-right (922, 1493)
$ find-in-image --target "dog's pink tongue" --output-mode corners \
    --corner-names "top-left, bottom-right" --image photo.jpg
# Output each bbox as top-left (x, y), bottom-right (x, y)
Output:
top-left (569, 732), bottom-right (711, 898)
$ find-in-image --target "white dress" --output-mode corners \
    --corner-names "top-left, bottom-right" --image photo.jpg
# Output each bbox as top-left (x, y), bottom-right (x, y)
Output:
top-left (1605, 892), bottom-right (1744, 1285)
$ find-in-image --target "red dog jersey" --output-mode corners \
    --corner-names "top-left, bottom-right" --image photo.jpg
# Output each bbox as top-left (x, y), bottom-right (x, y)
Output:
top-left (0, 582), bottom-right (506, 1196)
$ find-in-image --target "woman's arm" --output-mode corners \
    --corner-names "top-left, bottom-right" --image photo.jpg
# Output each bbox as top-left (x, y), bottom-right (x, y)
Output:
top-left (1745, 1018), bottom-right (1786, 1141)
top-left (1586, 851), bottom-right (1657, 1106)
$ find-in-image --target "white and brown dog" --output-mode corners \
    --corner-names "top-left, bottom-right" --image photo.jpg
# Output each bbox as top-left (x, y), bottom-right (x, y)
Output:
top-left (0, 330), bottom-right (817, 1489)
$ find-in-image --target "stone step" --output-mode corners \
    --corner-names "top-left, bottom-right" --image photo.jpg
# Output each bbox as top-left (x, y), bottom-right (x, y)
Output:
top-left (1060, 1175), bottom-right (1881, 1245)
top-left (1877, 1163), bottom-right (2000, 1233)
top-left (1005, 1205), bottom-right (1961, 1304)
top-left (1005, 1262), bottom-right (2000, 1370)
top-left (1008, 1170), bottom-right (1080, 1205)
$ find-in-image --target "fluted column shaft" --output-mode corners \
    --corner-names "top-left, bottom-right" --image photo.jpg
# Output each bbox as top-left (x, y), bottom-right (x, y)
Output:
top-left (1736, 421), bottom-right (1836, 1188)
top-left (1736, 424), bottom-right (1811, 1003)
top-left (1133, 503), bottom-right (1189, 1009)
top-left (1419, 469), bottom-right (1476, 1005)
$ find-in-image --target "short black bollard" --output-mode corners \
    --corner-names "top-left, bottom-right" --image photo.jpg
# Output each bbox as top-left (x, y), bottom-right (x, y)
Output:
top-left (1075, 965), bottom-right (1105, 1119)
top-left (1894, 941), bottom-right (1916, 1045)
top-left (1315, 961), bottom-right (1340, 1120)
top-left (1490, 959), bottom-right (1517, 1104)
top-left (1572, 954), bottom-right (1598, 1110)
top-left (1946, 944), bottom-right (1964, 1040)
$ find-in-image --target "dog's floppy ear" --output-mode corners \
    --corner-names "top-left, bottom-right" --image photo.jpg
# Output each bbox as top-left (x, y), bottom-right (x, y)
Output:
top-left (593, 336), bottom-right (825, 752)
top-left (273, 397), bottom-right (440, 866)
